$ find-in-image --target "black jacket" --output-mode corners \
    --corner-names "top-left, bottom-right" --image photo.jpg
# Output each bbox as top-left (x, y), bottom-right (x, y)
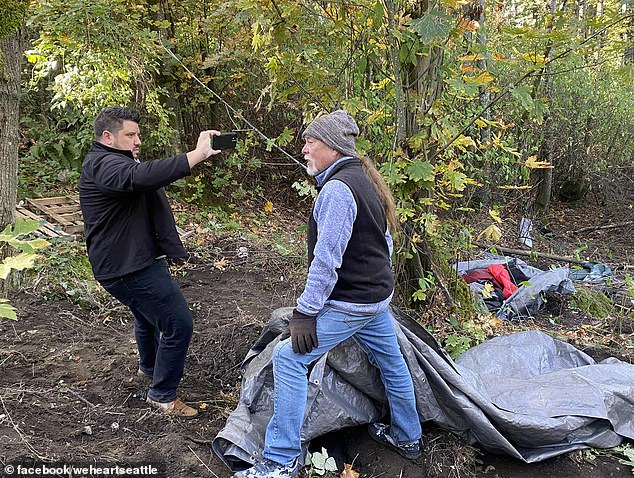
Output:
top-left (79, 142), bottom-right (191, 281)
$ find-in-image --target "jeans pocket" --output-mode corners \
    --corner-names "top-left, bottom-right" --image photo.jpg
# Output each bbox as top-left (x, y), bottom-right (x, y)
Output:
top-left (100, 278), bottom-right (135, 307)
top-left (342, 311), bottom-right (374, 330)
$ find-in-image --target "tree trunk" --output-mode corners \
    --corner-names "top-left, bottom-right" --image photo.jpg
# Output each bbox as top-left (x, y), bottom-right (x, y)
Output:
top-left (385, 0), bottom-right (408, 146)
top-left (476, 0), bottom-right (490, 144)
top-left (0, 29), bottom-right (25, 296)
top-left (0, 31), bottom-right (23, 230)
top-left (533, 0), bottom-right (557, 216)
top-left (625, 0), bottom-right (634, 65)
top-left (385, 0), bottom-right (451, 305)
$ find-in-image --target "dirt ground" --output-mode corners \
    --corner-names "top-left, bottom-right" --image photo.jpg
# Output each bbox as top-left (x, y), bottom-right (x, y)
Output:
top-left (1, 171), bottom-right (633, 478)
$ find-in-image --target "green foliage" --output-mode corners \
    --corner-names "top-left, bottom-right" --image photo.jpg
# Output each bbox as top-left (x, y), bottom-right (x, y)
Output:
top-left (0, 218), bottom-right (49, 320)
top-left (0, 219), bottom-right (49, 280)
top-left (409, 9), bottom-right (453, 45)
top-left (32, 241), bottom-right (107, 309)
top-left (306, 448), bottom-right (338, 477)
top-left (0, 0), bottom-right (28, 38)
top-left (0, 299), bottom-right (17, 320)
top-left (412, 273), bottom-right (435, 302)
top-left (614, 444), bottom-right (634, 472)
top-left (20, 0), bottom-right (176, 182)
top-left (443, 314), bottom-right (489, 359)
top-left (569, 286), bottom-right (614, 319)
top-left (625, 274), bottom-right (634, 301)
top-left (18, 109), bottom-right (92, 196)
top-left (291, 179), bottom-right (317, 199)
top-left (584, 443), bottom-right (634, 474)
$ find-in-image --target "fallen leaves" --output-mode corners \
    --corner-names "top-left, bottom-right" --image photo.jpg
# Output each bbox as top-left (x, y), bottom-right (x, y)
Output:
top-left (340, 464), bottom-right (360, 478)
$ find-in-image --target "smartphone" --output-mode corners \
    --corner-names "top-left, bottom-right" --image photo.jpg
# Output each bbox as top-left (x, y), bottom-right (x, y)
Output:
top-left (212, 132), bottom-right (238, 150)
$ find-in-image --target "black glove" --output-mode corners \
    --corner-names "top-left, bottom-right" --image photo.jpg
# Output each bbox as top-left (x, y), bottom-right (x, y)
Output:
top-left (289, 309), bottom-right (318, 355)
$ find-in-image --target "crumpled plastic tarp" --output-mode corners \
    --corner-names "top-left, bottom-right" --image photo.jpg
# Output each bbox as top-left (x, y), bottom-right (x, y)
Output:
top-left (568, 261), bottom-right (613, 283)
top-left (455, 254), bottom-right (576, 320)
top-left (212, 307), bottom-right (634, 472)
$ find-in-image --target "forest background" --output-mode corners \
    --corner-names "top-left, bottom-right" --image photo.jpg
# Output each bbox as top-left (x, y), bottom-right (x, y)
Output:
top-left (0, 0), bottom-right (633, 348)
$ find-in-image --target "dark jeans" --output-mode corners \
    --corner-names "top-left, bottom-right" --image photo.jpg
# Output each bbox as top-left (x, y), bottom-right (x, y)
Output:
top-left (100, 259), bottom-right (193, 402)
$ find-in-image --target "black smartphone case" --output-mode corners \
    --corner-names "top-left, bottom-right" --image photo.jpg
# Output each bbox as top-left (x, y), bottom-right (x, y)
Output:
top-left (212, 133), bottom-right (238, 150)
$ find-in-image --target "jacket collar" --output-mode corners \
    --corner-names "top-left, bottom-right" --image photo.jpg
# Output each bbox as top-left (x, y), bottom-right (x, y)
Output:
top-left (315, 156), bottom-right (357, 187)
top-left (91, 141), bottom-right (136, 160)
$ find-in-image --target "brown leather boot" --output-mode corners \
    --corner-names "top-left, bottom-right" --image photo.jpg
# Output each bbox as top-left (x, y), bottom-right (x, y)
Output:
top-left (146, 397), bottom-right (198, 418)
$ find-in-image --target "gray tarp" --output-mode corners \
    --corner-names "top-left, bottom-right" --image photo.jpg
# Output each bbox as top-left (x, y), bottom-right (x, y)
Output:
top-left (212, 307), bottom-right (634, 472)
top-left (455, 255), bottom-right (576, 320)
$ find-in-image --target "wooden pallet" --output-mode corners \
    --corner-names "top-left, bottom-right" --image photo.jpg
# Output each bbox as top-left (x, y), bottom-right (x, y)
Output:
top-left (15, 205), bottom-right (72, 239)
top-left (18, 194), bottom-right (193, 242)
top-left (25, 195), bottom-right (84, 235)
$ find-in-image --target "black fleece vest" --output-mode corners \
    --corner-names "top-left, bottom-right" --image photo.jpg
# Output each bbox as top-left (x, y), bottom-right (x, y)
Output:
top-left (308, 158), bottom-right (394, 304)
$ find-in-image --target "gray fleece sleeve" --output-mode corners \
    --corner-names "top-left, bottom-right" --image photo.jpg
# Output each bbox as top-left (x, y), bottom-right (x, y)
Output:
top-left (296, 180), bottom-right (356, 316)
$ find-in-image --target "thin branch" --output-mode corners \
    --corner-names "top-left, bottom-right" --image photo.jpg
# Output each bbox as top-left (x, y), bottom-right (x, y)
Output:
top-left (187, 445), bottom-right (220, 478)
top-left (0, 395), bottom-right (52, 462)
top-left (159, 37), bottom-right (307, 171)
top-left (575, 221), bottom-right (634, 234)
top-left (471, 241), bottom-right (586, 264)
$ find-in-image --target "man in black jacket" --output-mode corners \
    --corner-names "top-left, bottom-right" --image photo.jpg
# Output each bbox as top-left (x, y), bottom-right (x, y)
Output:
top-left (80, 106), bottom-right (221, 418)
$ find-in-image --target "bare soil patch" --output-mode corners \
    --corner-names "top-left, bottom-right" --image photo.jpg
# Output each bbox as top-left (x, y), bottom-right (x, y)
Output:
top-left (1, 180), bottom-right (633, 477)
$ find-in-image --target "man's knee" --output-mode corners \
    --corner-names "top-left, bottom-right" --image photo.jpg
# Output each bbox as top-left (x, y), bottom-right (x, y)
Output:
top-left (160, 305), bottom-right (193, 342)
top-left (272, 339), bottom-right (296, 365)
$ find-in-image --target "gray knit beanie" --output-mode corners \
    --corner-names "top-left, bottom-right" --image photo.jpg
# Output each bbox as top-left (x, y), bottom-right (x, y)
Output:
top-left (302, 110), bottom-right (359, 157)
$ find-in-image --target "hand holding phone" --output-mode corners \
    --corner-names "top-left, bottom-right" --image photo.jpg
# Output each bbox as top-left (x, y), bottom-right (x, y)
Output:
top-left (212, 132), bottom-right (238, 150)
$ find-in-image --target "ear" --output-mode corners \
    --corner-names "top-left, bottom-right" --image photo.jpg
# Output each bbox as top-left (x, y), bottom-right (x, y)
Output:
top-left (101, 130), bottom-right (114, 145)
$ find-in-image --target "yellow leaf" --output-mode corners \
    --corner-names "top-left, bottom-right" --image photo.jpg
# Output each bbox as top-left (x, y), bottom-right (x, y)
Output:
top-left (492, 52), bottom-right (507, 61)
top-left (484, 315), bottom-right (503, 328)
top-left (482, 282), bottom-right (495, 299)
top-left (489, 209), bottom-right (502, 224)
top-left (214, 257), bottom-right (228, 271)
top-left (340, 464), bottom-right (360, 478)
top-left (444, 0), bottom-right (470, 7)
top-left (264, 201), bottom-right (274, 213)
top-left (199, 403), bottom-right (209, 410)
top-left (459, 53), bottom-right (484, 62)
top-left (477, 224), bottom-right (502, 243)
top-left (519, 52), bottom-right (546, 63)
top-left (464, 71), bottom-right (495, 86)
top-left (525, 155), bottom-right (553, 169)
top-left (458, 19), bottom-right (480, 31)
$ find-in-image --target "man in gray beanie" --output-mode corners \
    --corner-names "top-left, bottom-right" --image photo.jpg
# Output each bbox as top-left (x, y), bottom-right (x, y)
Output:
top-left (233, 111), bottom-right (423, 478)
top-left (302, 109), bottom-right (359, 164)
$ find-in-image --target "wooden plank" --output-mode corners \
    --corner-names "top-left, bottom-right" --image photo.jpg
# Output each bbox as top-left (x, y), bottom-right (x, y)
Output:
top-left (17, 207), bottom-right (68, 238)
top-left (64, 225), bottom-right (85, 234)
top-left (15, 207), bottom-right (65, 238)
top-left (28, 196), bottom-right (72, 206)
top-left (59, 212), bottom-right (84, 223)
top-left (52, 205), bottom-right (81, 214)
top-left (26, 198), bottom-right (73, 226)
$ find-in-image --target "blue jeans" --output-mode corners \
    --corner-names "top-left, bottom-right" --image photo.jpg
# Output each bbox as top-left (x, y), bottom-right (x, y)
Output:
top-left (263, 307), bottom-right (421, 465)
top-left (99, 259), bottom-right (193, 403)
